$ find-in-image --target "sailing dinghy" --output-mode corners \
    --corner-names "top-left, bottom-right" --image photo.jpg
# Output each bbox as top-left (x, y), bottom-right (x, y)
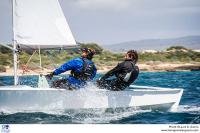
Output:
top-left (0, 0), bottom-right (183, 112)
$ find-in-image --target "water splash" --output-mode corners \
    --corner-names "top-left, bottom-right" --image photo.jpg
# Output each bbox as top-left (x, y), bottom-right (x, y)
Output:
top-left (84, 82), bottom-right (102, 91)
top-left (176, 105), bottom-right (200, 114)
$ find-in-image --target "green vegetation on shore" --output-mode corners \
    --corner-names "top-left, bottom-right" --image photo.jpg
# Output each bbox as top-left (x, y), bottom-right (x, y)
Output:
top-left (139, 47), bottom-right (200, 63)
top-left (0, 44), bottom-right (200, 72)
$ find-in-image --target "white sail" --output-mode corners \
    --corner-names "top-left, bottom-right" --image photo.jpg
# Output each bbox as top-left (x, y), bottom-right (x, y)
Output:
top-left (13, 0), bottom-right (76, 49)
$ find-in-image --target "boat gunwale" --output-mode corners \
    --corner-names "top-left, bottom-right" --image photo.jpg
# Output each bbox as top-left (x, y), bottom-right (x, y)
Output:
top-left (0, 85), bottom-right (183, 92)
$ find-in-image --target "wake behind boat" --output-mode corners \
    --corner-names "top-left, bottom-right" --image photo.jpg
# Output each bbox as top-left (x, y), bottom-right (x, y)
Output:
top-left (0, 0), bottom-right (183, 112)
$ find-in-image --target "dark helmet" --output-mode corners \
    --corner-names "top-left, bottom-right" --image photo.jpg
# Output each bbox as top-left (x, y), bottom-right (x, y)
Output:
top-left (127, 50), bottom-right (138, 63)
top-left (81, 48), bottom-right (96, 59)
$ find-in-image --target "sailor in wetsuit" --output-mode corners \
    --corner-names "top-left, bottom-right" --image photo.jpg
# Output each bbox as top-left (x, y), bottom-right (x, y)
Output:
top-left (97, 50), bottom-right (139, 91)
top-left (46, 48), bottom-right (97, 90)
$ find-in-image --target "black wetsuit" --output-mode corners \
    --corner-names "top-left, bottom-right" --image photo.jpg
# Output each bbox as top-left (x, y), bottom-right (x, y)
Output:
top-left (97, 59), bottom-right (139, 91)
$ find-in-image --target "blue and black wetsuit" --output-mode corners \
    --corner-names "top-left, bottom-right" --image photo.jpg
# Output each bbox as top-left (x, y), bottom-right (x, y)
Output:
top-left (52, 57), bottom-right (97, 89)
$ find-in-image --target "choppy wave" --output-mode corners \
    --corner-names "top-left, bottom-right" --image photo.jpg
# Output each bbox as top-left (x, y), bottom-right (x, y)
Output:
top-left (0, 107), bottom-right (151, 124)
top-left (177, 105), bottom-right (200, 114)
top-left (0, 104), bottom-right (199, 124)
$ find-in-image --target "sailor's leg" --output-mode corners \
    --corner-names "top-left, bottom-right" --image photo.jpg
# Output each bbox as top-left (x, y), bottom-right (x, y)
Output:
top-left (96, 79), bottom-right (113, 90)
top-left (108, 80), bottom-right (119, 91)
top-left (64, 81), bottom-right (77, 90)
top-left (52, 79), bottom-right (77, 90)
top-left (97, 79), bottom-right (127, 91)
top-left (52, 79), bottom-right (67, 88)
top-left (109, 80), bottom-right (128, 91)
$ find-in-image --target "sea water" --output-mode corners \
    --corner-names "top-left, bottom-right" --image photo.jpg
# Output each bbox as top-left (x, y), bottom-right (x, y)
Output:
top-left (0, 71), bottom-right (199, 124)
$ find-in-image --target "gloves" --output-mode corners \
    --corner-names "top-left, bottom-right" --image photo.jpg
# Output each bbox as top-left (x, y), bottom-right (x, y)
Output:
top-left (46, 72), bottom-right (54, 80)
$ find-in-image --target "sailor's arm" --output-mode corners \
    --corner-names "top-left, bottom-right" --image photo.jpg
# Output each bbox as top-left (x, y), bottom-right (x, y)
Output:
top-left (46, 58), bottom-right (80, 79)
top-left (101, 63), bottom-right (121, 80)
top-left (53, 60), bottom-right (75, 75)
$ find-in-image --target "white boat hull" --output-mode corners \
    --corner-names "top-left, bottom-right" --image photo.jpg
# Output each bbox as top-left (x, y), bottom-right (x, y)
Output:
top-left (0, 85), bottom-right (183, 112)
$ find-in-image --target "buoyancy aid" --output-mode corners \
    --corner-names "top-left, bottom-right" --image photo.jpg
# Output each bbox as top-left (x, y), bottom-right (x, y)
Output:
top-left (71, 58), bottom-right (95, 80)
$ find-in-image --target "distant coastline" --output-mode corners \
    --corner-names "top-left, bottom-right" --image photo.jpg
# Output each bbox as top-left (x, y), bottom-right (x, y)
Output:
top-left (0, 62), bottom-right (199, 76)
top-left (103, 35), bottom-right (200, 52)
top-left (1, 44), bottom-right (200, 76)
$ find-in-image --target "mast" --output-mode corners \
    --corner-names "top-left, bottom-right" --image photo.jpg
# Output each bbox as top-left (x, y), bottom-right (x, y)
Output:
top-left (12, 0), bottom-right (18, 85)
top-left (13, 43), bottom-right (18, 85)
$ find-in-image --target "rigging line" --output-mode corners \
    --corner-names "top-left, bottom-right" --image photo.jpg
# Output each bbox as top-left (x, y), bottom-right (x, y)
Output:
top-left (25, 50), bottom-right (37, 66)
top-left (46, 51), bottom-right (63, 78)
top-left (37, 47), bottom-right (46, 74)
top-left (21, 50), bottom-right (37, 74)
top-left (15, 43), bottom-right (36, 74)
top-left (37, 47), bottom-right (49, 75)
top-left (19, 49), bottom-right (45, 75)
top-left (21, 60), bottom-right (49, 76)
top-left (46, 51), bottom-right (57, 69)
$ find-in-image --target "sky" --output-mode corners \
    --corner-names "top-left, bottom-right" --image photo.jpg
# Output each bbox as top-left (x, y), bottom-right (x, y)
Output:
top-left (0, 0), bottom-right (200, 45)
